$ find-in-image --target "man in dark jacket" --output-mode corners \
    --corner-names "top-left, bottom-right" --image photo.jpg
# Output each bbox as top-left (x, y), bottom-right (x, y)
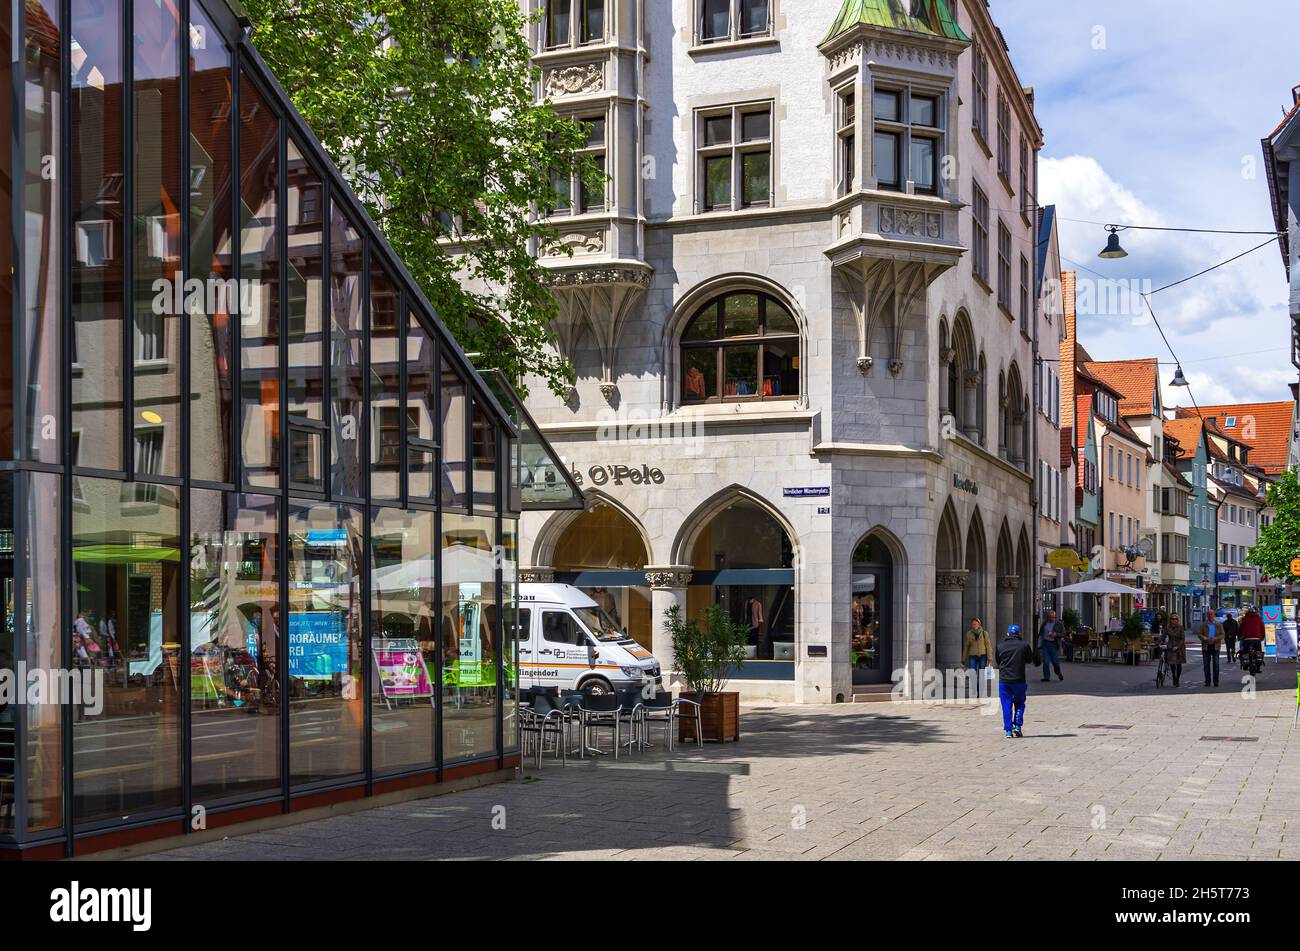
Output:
top-left (1222, 612), bottom-right (1239, 663)
top-left (997, 625), bottom-right (1033, 738)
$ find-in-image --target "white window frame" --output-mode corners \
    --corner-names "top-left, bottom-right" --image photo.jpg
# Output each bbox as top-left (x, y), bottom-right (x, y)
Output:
top-left (695, 101), bottom-right (774, 213)
top-left (696, 0), bottom-right (773, 45)
top-left (76, 219), bottom-right (114, 268)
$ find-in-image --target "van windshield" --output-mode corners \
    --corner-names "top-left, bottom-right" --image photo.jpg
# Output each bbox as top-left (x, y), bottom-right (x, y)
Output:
top-left (573, 605), bottom-right (627, 642)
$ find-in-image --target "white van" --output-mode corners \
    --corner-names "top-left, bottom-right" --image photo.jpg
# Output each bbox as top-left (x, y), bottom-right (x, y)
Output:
top-left (517, 583), bottom-right (661, 697)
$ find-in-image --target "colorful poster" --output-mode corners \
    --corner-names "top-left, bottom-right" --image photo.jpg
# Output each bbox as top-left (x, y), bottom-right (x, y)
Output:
top-left (374, 639), bottom-right (434, 699)
top-left (288, 612), bottom-right (349, 679)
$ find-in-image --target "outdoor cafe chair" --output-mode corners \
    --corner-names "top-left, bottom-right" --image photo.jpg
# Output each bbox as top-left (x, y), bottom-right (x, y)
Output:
top-left (615, 688), bottom-right (645, 754)
top-left (519, 691), bottom-right (566, 769)
top-left (1071, 631), bottom-right (1092, 663)
top-left (581, 692), bottom-right (624, 758)
top-left (639, 690), bottom-right (675, 751)
top-left (672, 696), bottom-right (704, 748)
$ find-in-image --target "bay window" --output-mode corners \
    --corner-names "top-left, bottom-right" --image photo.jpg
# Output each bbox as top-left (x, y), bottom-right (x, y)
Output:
top-left (545, 0), bottom-right (604, 49)
top-left (872, 85), bottom-right (943, 195)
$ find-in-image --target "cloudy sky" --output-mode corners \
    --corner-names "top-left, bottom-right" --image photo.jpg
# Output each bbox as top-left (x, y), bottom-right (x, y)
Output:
top-left (994, 0), bottom-right (1295, 408)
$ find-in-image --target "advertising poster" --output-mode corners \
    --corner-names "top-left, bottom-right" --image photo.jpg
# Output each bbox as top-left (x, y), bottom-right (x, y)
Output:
top-left (374, 639), bottom-right (434, 699)
top-left (289, 612), bottom-right (350, 679)
top-left (1276, 601), bottom-right (1299, 660)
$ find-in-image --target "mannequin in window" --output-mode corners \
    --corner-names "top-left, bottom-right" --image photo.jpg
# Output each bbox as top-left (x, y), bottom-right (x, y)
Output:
top-left (685, 365), bottom-right (707, 399)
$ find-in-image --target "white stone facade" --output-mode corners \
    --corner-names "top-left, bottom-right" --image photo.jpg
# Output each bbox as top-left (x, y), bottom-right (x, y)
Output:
top-left (515, 0), bottom-right (1043, 701)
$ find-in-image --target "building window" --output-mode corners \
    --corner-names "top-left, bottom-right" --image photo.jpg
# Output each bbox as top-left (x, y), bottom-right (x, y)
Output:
top-left (545, 0), bottom-right (605, 49)
top-left (972, 183), bottom-right (989, 285)
top-left (996, 221), bottom-right (1012, 311)
top-left (997, 92), bottom-right (1011, 183)
top-left (681, 291), bottom-right (800, 403)
top-left (1018, 253), bottom-right (1030, 333)
top-left (551, 114), bottom-right (607, 216)
top-left (971, 42), bottom-right (988, 142)
top-left (698, 0), bottom-right (771, 44)
top-left (1019, 134), bottom-right (1030, 214)
top-left (836, 86), bottom-right (856, 196)
top-left (696, 103), bottom-right (772, 212)
top-left (872, 86), bottom-right (942, 195)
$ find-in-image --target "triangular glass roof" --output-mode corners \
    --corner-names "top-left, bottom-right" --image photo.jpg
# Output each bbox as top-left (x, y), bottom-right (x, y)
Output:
top-left (823, 0), bottom-right (971, 45)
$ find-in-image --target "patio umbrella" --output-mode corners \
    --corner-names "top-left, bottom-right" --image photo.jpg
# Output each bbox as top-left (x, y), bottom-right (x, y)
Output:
top-left (1051, 578), bottom-right (1145, 596)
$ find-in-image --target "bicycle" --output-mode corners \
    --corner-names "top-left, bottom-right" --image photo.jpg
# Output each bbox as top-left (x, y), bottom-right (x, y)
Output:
top-left (1153, 637), bottom-right (1168, 688)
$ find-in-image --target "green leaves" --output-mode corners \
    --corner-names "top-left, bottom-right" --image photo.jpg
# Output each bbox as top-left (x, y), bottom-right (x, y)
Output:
top-left (244, 0), bottom-right (599, 395)
top-left (1247, 468), bottom-right (1300, 582)
top-left (665, 604), bottom-right (748, 696)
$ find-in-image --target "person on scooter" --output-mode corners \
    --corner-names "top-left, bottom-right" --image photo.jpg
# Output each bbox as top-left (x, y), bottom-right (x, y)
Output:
top-left (1239, 607), bottom-right (1266, 673)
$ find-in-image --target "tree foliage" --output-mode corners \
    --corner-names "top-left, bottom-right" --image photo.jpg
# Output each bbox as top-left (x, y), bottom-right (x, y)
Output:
top-left (243, 0), bottom-right (597, 394)
top-left (1248, 468), bottom-right (1300, 581)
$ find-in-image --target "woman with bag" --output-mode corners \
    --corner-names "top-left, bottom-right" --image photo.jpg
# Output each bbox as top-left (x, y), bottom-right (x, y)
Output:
top-left (1164, 613), bottom-right (1187, 687)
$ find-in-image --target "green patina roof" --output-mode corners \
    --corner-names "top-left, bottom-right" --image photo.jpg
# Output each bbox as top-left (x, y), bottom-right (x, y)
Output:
top-left (824, 0), bottom-right (972, 45)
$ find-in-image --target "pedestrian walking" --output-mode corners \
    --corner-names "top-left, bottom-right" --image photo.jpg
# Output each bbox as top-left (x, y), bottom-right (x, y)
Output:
top-left (1222, 611), bottom-right (1239, 663)
top-left (996, 624), bottom-right (1033, 738)
top-left (962, 617), bottom-right (992, 698)
top-left (1197, 615), bottom-right (1222, 687)
top-left (1164, 613), bottom-right (1187, 687)
top-left (1038, 609), bottom-right (1064, 682)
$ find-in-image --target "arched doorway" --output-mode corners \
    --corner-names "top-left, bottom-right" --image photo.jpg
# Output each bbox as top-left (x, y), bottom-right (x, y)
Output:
top-left (682, 496), bottom-right (796, 677)
top-left (964, 509), bottom-right (988, 635)
top-left (996, 521), bottom-right (1017, 640)
top-left (551, 500), bottom-right (653, 649)
top-left (935, 500), bottom-right (965, 668)
top-left (851, 533), bottom-right (896, 685)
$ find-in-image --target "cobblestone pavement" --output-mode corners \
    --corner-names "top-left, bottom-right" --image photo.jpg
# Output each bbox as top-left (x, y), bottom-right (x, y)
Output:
top-left (139, 651), bottom-right (1300, 861)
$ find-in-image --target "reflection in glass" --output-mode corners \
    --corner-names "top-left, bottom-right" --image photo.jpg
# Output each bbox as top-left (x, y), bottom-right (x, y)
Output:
top-left (188, 3), bottom-right (234, 484)
top-left (441, 362), bottom-right (468, 510)
top-left (370, 262), bottom-right (401, 501)
top-left (239, 74), bottom-right (280, 489)
top-left (133, 0), bottom-right (184, 479)
top-left (330, 210), bottom-right (364, 499)
top-left (442, 514), bottom-right (498, 762)
top-left (72, 478), bottom-right (183, 823)
top-left (286, 141), bottom-right (325, 490)
top-left (371, 508), bottom-right (436, 773)
top-left (472, 404), bottom-right (498, 512)
top-left (189, 491), bottom-right (280, 804)
top-left (71, 0), bottom-right (126, 472)
top-left (501, 519), bottom-right (519, 752)
top-left (407, 313), bottom-right (437, 499)
top-left (288, 502), bottom-right (363, 786)
top-left (19, 0), bottom-right (62, 464)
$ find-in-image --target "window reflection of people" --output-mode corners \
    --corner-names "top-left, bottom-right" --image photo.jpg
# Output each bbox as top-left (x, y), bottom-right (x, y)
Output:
top-left (851, 594), bottom-right (878, 669)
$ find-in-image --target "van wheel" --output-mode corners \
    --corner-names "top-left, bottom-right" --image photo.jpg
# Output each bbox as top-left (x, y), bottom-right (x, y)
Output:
top-left (582, 677), bottom-right (613, 699)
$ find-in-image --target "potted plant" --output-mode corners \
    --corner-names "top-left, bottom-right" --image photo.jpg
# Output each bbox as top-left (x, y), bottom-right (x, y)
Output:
top-left (665, 603), bottom-right (746, 743)
top-left (1119, 611), bottom-right (1145, 665)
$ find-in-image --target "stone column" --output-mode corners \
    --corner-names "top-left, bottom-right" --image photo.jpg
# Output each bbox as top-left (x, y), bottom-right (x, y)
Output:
top-left (962, 369), bottom-right (982, 440)
top-left (997, 575), bottom-right (1021, 639)
top-left (936, 570), bottom-right (969, 670)
top-left (646, 566), bottom-right (693, 688)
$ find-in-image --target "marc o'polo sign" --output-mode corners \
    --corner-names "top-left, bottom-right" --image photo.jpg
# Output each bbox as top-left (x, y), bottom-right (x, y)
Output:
top-left (953, 474), bottom-right (979, 495)
top-left (571, 463), bottom-right (666, 487)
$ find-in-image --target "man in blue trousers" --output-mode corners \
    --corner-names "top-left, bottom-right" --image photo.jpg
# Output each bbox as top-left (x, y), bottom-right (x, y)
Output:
top-left (997, 625), bottom-right (1032, 738)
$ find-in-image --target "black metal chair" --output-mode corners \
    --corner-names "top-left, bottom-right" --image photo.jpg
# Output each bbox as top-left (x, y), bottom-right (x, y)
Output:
top-left (581, 692), bottom-right (623, 758)
top-left (519, 690), bottom-right (566, 768)
top-left (673, 696), bottom-right (703, 748)
top-left (638, 689), bottom-right (675, 751)
top-left (615, 688), bottom-right (645, 754)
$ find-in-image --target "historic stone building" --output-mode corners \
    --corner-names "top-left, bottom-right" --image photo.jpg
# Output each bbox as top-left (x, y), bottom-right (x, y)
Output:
top-left (515, 0), bottom-right (1042, 701)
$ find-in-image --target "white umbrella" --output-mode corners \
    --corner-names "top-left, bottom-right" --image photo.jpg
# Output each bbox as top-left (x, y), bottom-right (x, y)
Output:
top-left (1051, 578), bottom-right (1145, 596)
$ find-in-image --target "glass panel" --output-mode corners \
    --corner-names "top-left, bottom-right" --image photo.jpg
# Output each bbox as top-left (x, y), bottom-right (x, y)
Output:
top-left (765, 301), bottom-right (798, 335)
top-left (472, 404), bottom-right (498, 512)
top-left (0, 7), bottom-right (10, 461)
top-left (370, 260), bottom-right (401, 501)
top-left (133, 0), bottom-right (184, 479)
top-left (873, 130), bottom-right (899, 186)
top-left (723, 294), bottom-right (760, 337)
top-left (441, 362), bottom-right (469, 510)
top-left (704, 155), bottom-right (731, 209)
top-left (17, 473), bottom-right (64, 831)
top-left (19, 0), bottom-right (61, 464)
top-left (911, 136), bottom-right (936, 192)
top-left (741, 151), bottom-right (769, 206)
top-left (0, 476), bottom-right (12, 831)
top-left (579, 153), bottom-right (605, 213)
top-left (286, 141), bottom-right (325, 428)
top-left (71, 0), bottom-right (127, 472)
top-left (724, 347), bottom-right (759, 397)
top-left (288, 502), bottom-right (364, 786)
top-left (912, 94), bottom-right (938, 128)
top-left (703, 114), bottom-right (731, 146)
top-left (409, 449), bottom-right (436, 500)
top-left (189, 4), bottom-right (234, 484)
top-left (501, 518), bottom-right (519, 752)
top-left (549, 166), bottom-right (571, 214)
top-left (72, 477), bottom-right (183, 824)
top-left (189, 490), bottom-right (281, 804)
top-left (330, 209), bottom-right (364, 498)
top-left (238, 74), bottom-right (280, 489)
top-left (289, 428), bottom-right (323, 488)
top-left (740, 110), bottom-right (769, 142)
top-left (370, 507), bottom-right (436, 774)
top-left (546, 0), bottom-right (571, 47)
top-left (582, 116), bottom-right (605, 149)
top-left (701, 0), bottom-right (729, 40)
top-left (406, 314), bottom-right (436, 444)
top-left (682, 302), bottom-right (718, 341)
top-left (762, 340), bottom-right (799, 398)
top-left (740, 0), bottom-right (769, 35)
top-left (873, 89), bottom-right (899, 122)
top-left (683, 349), bottom-right (717, 401)
top-left (442, 514), bottom-right (499, 763)
top-left (581, 0), bottom-right (604, 43)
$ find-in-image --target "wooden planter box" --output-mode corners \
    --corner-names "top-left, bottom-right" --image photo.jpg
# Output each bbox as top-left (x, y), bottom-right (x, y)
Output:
top-left (678, 691), bottom-right (740, 743)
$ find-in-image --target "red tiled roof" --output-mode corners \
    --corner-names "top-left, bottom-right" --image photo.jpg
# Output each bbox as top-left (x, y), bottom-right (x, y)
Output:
top-left (1162, 417), bottom-right (1204, 459)
top-left (1085, 359), bottom-right (1160, 416)
top-left (1074, 394), bottom-right (1093, 449)
top-left (1060, 428), bottom-right (1074, 469)
top-left (1181, 402), bottom-right (1295, 475)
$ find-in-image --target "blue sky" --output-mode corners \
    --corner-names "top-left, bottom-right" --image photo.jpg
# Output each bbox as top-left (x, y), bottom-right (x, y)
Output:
top-left (994, 0), bottom-right (1295, 406)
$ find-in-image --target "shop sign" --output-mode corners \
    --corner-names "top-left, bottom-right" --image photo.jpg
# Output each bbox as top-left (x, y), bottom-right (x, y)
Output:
top-left (952, 474), bottom-right (978, 495)
top-left (1290, 557), bottom-right (1300, 576)
top-left (572, 463), bottom-right (666, 488)
top-left (288, 612), bottom-right (349, 680)
top-left (1046, 548), bottom-right (1085, 570)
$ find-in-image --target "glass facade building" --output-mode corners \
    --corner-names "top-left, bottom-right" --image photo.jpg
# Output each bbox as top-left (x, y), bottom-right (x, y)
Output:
top-left (0, 0), bottom-right (553, 858)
